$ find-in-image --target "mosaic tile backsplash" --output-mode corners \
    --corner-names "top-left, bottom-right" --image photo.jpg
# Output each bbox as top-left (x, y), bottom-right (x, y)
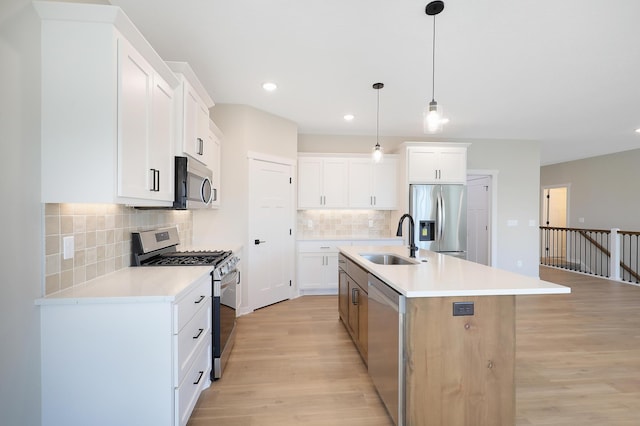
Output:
top-left (297, 210), bottom-right (392, 239)
top-left (44, 203), bottom-right (192, 295)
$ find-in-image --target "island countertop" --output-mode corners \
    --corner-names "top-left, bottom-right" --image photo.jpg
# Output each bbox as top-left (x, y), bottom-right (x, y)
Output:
top-left (339, 245), bottom-right (570, 298)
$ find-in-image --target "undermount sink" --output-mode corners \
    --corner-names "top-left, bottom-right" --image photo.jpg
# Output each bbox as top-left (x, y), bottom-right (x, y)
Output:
top-left (359, 253), bottom-right (419, 265)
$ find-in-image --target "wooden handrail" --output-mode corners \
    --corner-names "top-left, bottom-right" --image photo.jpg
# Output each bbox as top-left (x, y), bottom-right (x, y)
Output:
top-left (578, 230), bottom-right (640, 283)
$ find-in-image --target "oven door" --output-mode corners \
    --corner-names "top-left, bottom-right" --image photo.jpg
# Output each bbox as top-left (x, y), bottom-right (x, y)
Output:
top-left (213, 270), bottom-right (238, 379)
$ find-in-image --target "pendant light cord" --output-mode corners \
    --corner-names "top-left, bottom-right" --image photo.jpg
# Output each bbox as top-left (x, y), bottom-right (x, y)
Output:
top-left (431, 15), bottom-right (436, 102)
top-left (376, 88), bottom-right (380, 145)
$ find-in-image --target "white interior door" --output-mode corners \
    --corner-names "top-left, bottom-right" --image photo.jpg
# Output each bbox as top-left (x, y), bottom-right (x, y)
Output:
top-left (248, 158), bottom-right (294, 310)
top-left (466, 175), bottom-right (491, 265)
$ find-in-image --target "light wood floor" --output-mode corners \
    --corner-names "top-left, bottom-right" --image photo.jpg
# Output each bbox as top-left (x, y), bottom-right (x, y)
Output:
top-left (188, 267), bottom-right (640, 425)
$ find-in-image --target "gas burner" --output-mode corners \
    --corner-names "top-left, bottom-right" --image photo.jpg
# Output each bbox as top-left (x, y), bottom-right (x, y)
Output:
top-left (143, 251), bottom-right (232, 267)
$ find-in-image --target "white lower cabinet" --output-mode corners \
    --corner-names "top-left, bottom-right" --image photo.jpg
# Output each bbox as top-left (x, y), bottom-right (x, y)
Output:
top-left (297, 239), bottom-right (403, 294)
top-left (39, 272), bottom-right (212, 426)
top-left (298, 252), bottom-right (339, 293)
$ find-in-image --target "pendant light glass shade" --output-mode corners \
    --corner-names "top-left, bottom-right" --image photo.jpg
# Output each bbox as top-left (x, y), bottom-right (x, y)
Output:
top-left (372, 82), bottom-right (384, 163)
top-left (423, 100), bottom-right (449, 133)
top-left (372, 143), bottom-right (384, 163)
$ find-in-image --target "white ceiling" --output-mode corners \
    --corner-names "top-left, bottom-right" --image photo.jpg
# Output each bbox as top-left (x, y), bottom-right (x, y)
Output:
top-left (112, 0), bottom-right (640, 165)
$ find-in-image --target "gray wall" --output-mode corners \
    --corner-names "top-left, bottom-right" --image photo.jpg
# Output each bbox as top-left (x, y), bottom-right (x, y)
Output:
top-left (541, 148), bottom-right (640, 230)
top-left (298, 135), bottom-right (542, 276)
top-left (0, 2), bottom-right (43, 425)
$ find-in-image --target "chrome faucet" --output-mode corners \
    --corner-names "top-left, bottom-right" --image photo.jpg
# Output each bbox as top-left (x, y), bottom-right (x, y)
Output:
top-left (396, 213), bottom-right (418, 258)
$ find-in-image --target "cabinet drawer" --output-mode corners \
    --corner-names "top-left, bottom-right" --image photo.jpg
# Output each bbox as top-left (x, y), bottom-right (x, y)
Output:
top-left (175, 299), bottom-right (211, 385)
top-left (175, 342), bottom-right (210, 426)
top-left (174, 273), bottom-right (211, 334)
top-left (297, 240), bottom-right (347, 253)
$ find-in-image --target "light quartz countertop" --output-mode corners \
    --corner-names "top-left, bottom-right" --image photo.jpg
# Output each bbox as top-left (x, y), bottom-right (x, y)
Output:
top-left (297, 236), bottom-right (403, 242)
top-left (339, 245), bottom-right (571, 298)
top-left (35, 266), bottom-right (213, 305)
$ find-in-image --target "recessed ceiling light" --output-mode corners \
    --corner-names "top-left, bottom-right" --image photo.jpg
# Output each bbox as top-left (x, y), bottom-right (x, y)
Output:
top-left (344, 114), bottom-right (355, 121)
top-left (635, 128), bottom-right (640, 133)
top-left (262, 82), bottom-right (277, 92)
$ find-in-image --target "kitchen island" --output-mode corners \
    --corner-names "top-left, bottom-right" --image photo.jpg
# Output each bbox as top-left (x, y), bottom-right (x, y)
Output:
top-left (338, 245), bottom-right (570, 426)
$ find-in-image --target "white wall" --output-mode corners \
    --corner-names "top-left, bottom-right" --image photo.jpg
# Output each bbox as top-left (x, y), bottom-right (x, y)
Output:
top-left (298, 135), bottom-right (542, 276)
top-left (0, 2), bottom-right (43, 425)
top-left (467, 140), bottom-right (541, 276)
top-left (541, 148), bottom-right (640, 230)
top-left (192, 104), bottom-right (298, 311)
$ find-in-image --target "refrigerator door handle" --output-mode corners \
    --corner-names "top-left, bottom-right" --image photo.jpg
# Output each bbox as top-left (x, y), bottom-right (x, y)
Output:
top-left (438, 189), bottom-right (445, 242)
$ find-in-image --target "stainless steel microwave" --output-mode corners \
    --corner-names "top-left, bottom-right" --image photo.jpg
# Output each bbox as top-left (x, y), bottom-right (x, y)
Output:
top-left (174, 156), bottom-right (216, 209)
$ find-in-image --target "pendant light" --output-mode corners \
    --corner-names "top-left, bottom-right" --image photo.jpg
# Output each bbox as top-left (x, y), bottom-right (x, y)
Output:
top-left (372, 82), bottom-right (384, 163)
top-left (424, 1), bottom-right (449, 134)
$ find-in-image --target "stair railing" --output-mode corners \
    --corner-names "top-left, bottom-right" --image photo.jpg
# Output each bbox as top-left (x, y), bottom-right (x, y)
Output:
top-left (540, 226), bottom-right (640, 285)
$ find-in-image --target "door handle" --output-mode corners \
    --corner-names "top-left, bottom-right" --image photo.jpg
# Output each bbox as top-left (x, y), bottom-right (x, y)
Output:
top-left (254, 239), bottom-right (266, 245)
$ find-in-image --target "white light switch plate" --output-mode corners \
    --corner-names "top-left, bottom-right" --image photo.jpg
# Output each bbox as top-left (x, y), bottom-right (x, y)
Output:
top-left (63, 236), bottom-right (74, 260)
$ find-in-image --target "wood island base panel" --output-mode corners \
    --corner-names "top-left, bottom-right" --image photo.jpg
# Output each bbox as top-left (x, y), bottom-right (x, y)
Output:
top-left (338, 246), bottom-right (569, 426)
top-left (405, 295), bottom-right (515, 426)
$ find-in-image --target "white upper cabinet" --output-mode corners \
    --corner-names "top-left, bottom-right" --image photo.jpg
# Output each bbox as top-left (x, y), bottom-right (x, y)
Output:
top-left (36, 1), bottom-right (179, 206)
top-left (298, 157), bottom-right (348, 208)
top-left (407, 145), bottom-right (467, 184)
top-left (298, 155), bottom-right (398, 210)
top-left (208, 120), bottom-right (222, 208)
top-left (117, 38), bottom-right (175, 202)
top-left (167, 62), bottom-right (216, 168)
top-left (348, 157), bottom-right (398, 209)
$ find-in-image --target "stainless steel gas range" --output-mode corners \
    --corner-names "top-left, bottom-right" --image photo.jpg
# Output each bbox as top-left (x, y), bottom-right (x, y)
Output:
top-left (132, 227), bottom-right (239, 380)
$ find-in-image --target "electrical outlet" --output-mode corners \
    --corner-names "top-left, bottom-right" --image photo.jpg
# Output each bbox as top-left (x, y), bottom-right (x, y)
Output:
top-left (368, 219), bottom-right (374, 228)
top-left (307, 219), bottom-right (313, 229)
top-left (453, 302), bottom-right (474, 316)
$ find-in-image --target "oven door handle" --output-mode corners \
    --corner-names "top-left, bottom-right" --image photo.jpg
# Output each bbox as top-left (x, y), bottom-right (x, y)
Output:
top-left (220, 271), bottom-right (239, 289)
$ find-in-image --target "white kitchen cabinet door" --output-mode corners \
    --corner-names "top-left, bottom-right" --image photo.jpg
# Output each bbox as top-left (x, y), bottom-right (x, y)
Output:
top-left (298, 253), bottom-right (327, 289)
top-left (437, 148), bottom-right (467, 183)
top-left (297, 252), bottom-right (339, 293)
top-left (348, 159), bottom-right (373, 208)
top-left (149, 75), bottom-right (176, 201)
top-left (408, 146), bottom-right (467, 184)
top-left (167, 62), bottom-right (215, 169)
top-left (207, 124), bottom-right (221, 207)
top-left (325, 254), bottom-right (339, 288)
top-left (297, 157), bottom-right (348, 208)
top-left (298, 158), bottom-right (323, 208)
top-left (117, 38), bottom-right (174, 202)
top-left (196, 101), bottom-right (211, 165)
top-left (322, 158), bottom-right (348, 207)
top-left (372, 158), bottom-right (398, 209)
top-left (183, 83), bottom-right (203, 161)
top-left (348, 157), bottom-right (398, 209)
top-left (117, 38), bottom-right (153, 200)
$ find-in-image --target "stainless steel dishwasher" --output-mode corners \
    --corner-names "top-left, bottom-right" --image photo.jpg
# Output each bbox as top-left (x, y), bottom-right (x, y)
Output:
top-left (368, 273), bottom-right (405, 426)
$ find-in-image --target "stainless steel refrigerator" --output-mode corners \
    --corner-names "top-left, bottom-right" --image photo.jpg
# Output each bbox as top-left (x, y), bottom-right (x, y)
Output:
top-left (410, 184), bottom-right (467, 258)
